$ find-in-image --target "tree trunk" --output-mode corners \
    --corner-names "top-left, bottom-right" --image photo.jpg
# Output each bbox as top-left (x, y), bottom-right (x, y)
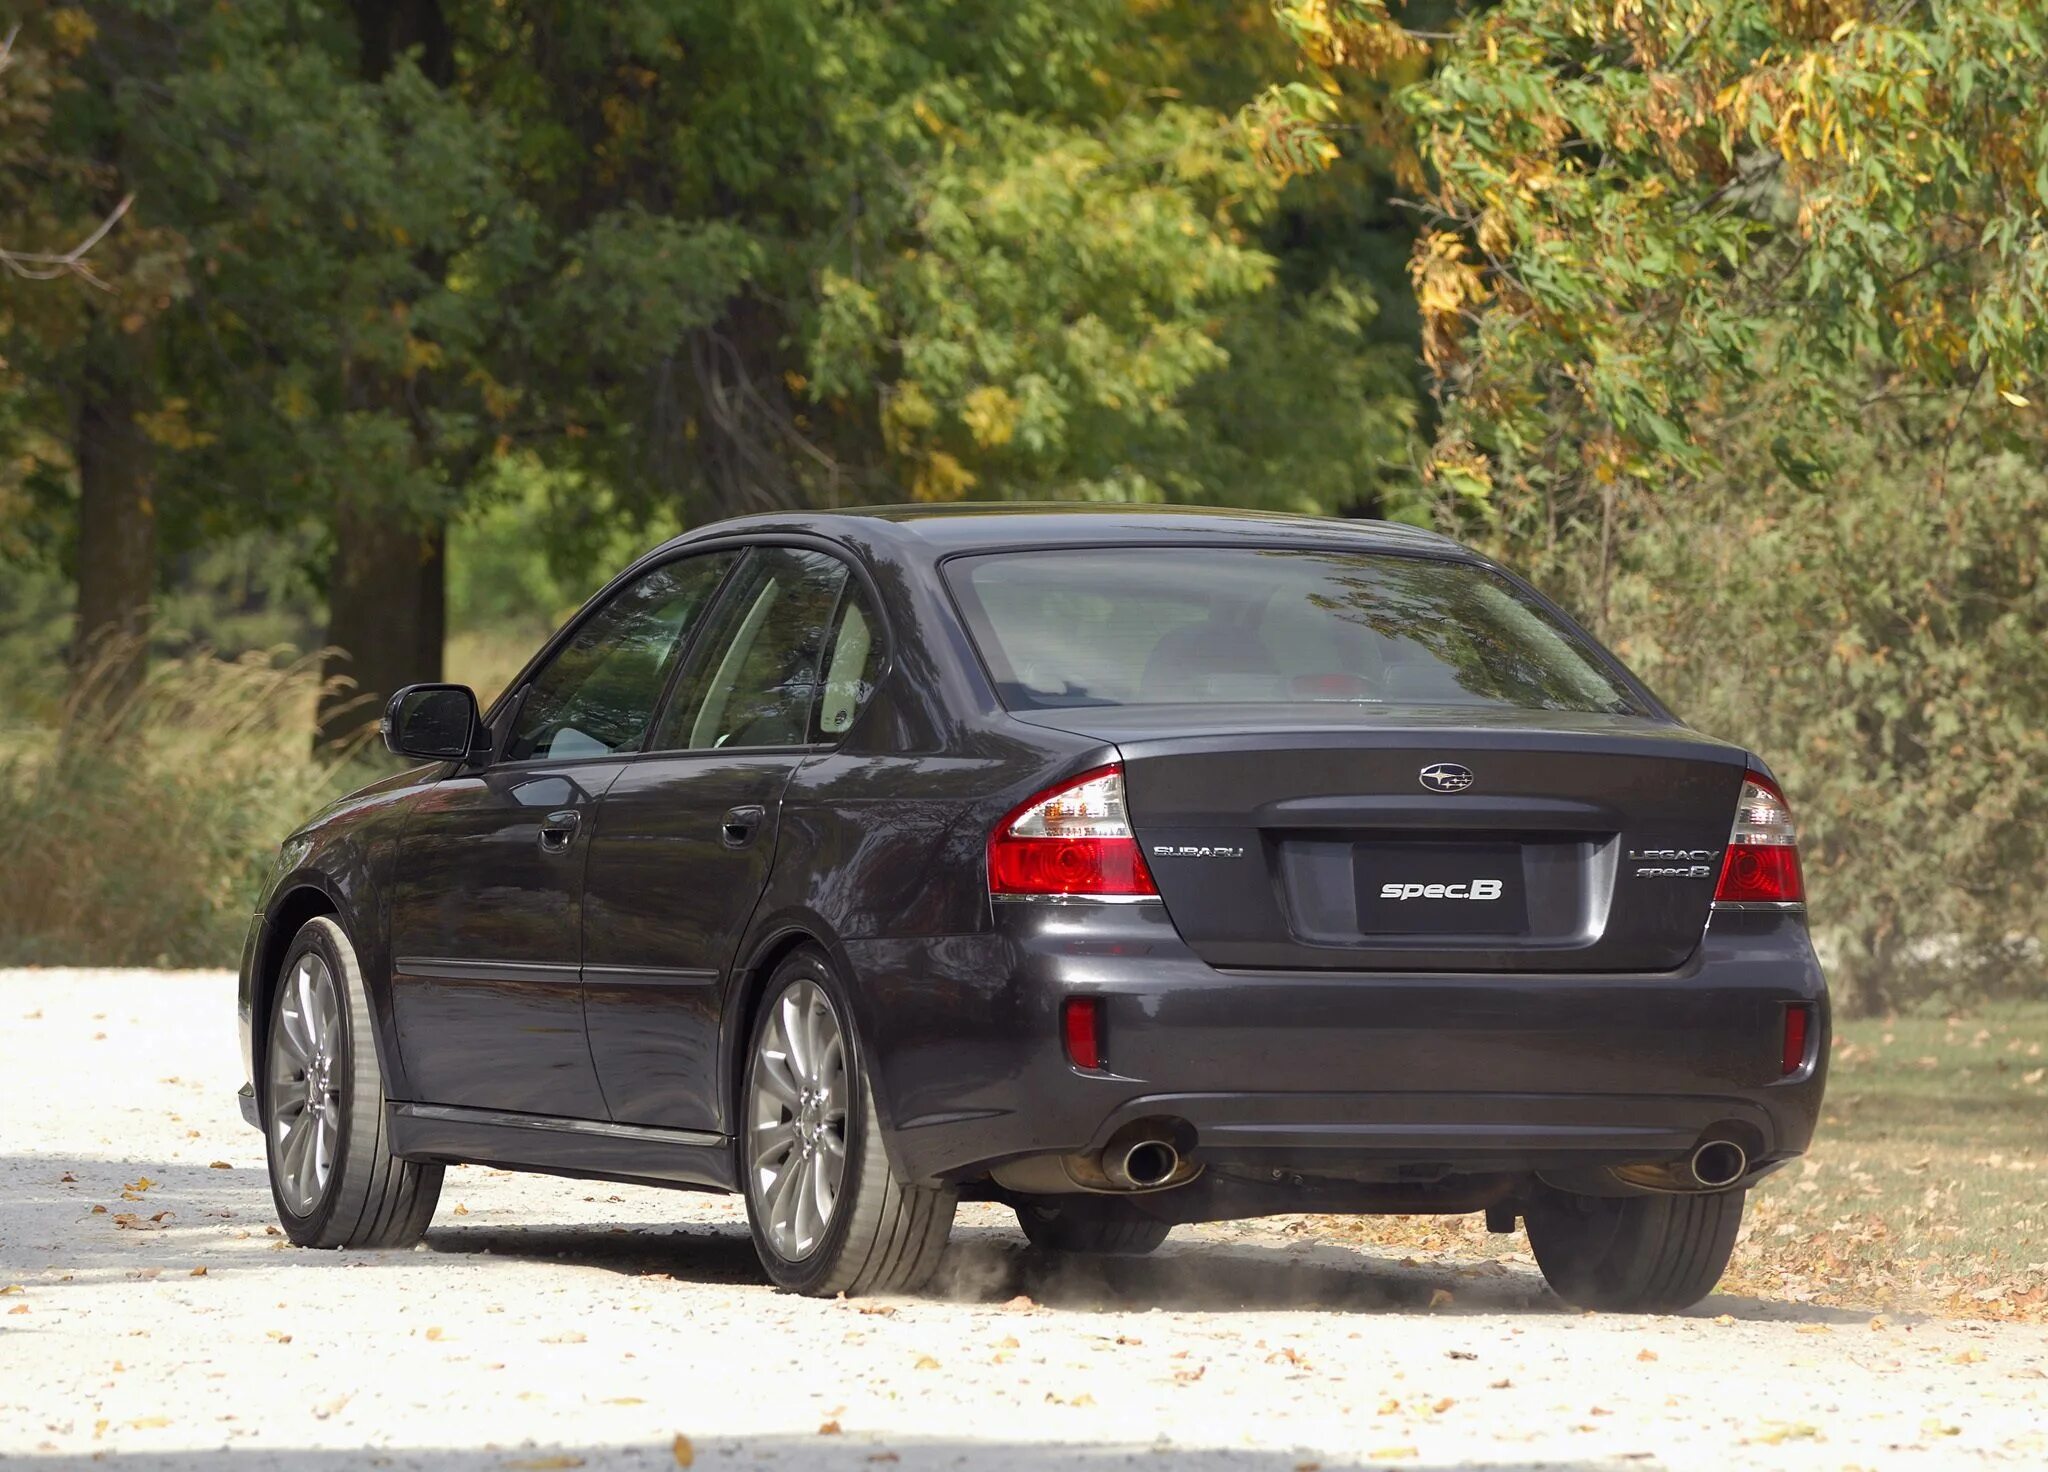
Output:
top-left (315, 496), bottom-right (444, 748)
top-left (313, 0), bottom-right (456, 751)
top-left (70, 363), bottom-right (156, 714)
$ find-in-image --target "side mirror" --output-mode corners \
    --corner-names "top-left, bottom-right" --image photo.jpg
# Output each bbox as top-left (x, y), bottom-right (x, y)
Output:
top-left (381, 684), bottom-right (486, 763)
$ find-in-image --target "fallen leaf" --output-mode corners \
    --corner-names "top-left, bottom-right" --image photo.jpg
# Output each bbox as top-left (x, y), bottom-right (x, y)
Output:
top-left (818, 1420), bottom-right (842, 1435)
top-left (1921, 1420), bottom-right (1961, 1437)
top-left (314, 1394), bottom-right (351, 1420)
top-left (59, 1172), bottom-right (75, 1182)
top-left (1488, 1378), bottom-right (1511, 1390)
top-left (1637, 1348), bottom-right (1658, 1362)
top-left (1713, 1313), bottom-right (1736, 1326)
top-left (1753, 1423), bottom-right (1820, 1446)
top-left (913, 1354), bottom-right (941, 1370)
top-left (541, 1331), bottom-right (586, 1345)
top-left (1445, 1349), bottom-right (1476, 1361)
top-left (1951, 1349), bottom-right (1986, 1364)
top-left (1794, 1324), bottom-right (1830, 1335)
top-left (1172, 1365), bottom-right (1206, 1384)
top-left (208, 1161), bottom-right (232, 1170)
top-left (188, 1267), bottom-right (207, 1278)
top-left (602, 1397), bottom-right (645, 1406)
top-left (128, 1417), bottom-right (171, 1430)
top-left (671, 1433), bottom-right (694, 1467)
top-left (1426, 1288), bottom-right (1454, 1310)
top-left (857, 1302), bottom-right (898, 1317)
top-left (502, 1459), bottom-right (584, 1470)
top-left (0, 1286), bottom-right (20, 1296)
top-left (453, 1203), bottom-right (471, 1216)
top-left (266, 1331), bottom-right (293, 1344)
top-left (1369, 1449), bottom-right (1417, 1462)
top-left (7, 1305), bottom-right (27, 1316)
top-left (90, 1205), bottom-right (107, 1214)
top-left (1002, 1294), bottom-right (1037, 1312)
top-left (425, 1327), bottom-right (446, 1342)
top-left (1376, 1397), bottom-right (1401, 1415)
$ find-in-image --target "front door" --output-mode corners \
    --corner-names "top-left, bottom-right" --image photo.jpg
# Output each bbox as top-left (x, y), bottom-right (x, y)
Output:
top-left (387, 550), bottom-right (739, 1117)
top-left (582, 545), bottom-right (884, 1132)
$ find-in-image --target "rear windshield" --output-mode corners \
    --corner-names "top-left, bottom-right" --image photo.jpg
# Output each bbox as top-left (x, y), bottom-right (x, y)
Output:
top-left (944, 547), bottom-right (1646, 715)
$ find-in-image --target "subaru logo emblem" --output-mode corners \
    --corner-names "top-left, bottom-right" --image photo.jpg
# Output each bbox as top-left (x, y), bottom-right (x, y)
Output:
top-left (1419, 762), bottom-right (1474, 793)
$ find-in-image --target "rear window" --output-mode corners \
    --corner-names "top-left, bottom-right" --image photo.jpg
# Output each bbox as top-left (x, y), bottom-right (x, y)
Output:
top-left (944, 547), bottom-right (1646, 715)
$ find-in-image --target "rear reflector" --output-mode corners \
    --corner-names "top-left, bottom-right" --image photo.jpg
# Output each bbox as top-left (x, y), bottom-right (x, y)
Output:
top-left (1063, 996), bottom-right (1103, 1071)
top-left (989, 764), bottom-right (1159, 900)
top-left (1714, 772), bottom-right (1805, 906)
top-left (1782, 1003), bottom-right (1814, 1077)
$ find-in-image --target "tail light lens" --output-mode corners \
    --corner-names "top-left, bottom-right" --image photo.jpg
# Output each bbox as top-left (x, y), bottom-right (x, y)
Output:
top-left (1063, 997), bottom-right (1104, 1071)
top-left (1782, 1003), bottom-right (1814, 1077)
top-left (988, 764), bottom-right (1159, 900)
top-left (1714, 772), bottom-right (1805, 906)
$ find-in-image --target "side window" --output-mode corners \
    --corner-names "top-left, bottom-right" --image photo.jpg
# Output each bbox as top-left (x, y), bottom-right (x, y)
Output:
top-left (812, 580), bottom-right (882, 741)
top-left (654, 547), bottom-right (868, 751)
top-left (503, 552), bottom-right (736, 763)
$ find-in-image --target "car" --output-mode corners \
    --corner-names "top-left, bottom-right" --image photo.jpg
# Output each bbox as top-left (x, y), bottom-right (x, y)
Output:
top-left (236, 503), bottom-right (1828, 1311)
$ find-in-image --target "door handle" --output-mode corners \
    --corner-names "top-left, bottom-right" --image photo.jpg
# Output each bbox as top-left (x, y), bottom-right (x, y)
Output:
top-left (538, 809), bottom-right (582, 853)
top-left (721, 805), bottom-right (767, 849)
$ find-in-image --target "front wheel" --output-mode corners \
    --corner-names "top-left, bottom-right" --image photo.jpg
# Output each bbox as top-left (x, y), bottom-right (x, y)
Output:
top-left (263, 916), bottom-right (442, 1248)
top-left (741, 949), bottom-right (955, 1296)
top-left (1524, 1186), bottom-right (1744, 1313)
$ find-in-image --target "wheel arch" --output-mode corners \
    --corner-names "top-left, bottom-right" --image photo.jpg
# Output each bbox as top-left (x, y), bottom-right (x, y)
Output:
top-left (719, 913), bottom-right (873, 1138)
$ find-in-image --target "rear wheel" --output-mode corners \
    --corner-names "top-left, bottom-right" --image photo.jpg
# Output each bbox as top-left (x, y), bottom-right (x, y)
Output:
top-left (264, 916), bottom-right (442, 1248)
top-left (1015, 1199), bottom-right (1171, 1256)
top-left (1524, 1186), bottom-right (1744, 1313)
top-left (741, 948), bottom-right (955, 1295)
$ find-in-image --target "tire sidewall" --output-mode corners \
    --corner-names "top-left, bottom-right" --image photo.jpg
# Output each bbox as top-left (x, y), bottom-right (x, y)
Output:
top-left (262, 916), bottom-right (362, 1244)
top-left (741, 948), bottom-right (874, 1293)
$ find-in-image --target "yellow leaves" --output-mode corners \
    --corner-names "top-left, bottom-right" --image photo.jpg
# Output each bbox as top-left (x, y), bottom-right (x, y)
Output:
top-left (403, 335), bottom-right (445, 380)
top-left (1409, 232), bottom-right (1486, 373)
top-left (1999, 389), bottom-right (2030, 407)
top-left (50, 8), bottom-right (99, 54)
top-left (134, 403), bottom-right (217, 453)
top-left (911, 450), bottom-right (976, 503)
top-left (960, 385), bottom-right (1020, 449)
top-left (671, 1435), bottom-right (694, 1468)
top-left (503, 1458), bottom-right (583, 1470)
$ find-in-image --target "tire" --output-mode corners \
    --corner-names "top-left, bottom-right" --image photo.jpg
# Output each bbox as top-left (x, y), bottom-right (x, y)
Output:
top-left (262, 916), bottom-right (443, 1249)
top-left (1016, 1199), bottom-right (1172, 1256)
top-left (741, 947), bottom-right (956, 1296)
top-left (1524, 1185), bottom-right (1745, 1313)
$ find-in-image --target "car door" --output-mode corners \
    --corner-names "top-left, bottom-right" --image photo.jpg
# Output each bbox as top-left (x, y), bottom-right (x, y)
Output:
top-left (386, 551), bottom-right (739, 1118)
top-left (581, 544), bottom-right (884, 1132)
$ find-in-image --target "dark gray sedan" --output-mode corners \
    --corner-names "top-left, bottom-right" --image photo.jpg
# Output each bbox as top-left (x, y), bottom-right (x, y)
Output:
top-left (237, 505), bottom-right (1827, 1311)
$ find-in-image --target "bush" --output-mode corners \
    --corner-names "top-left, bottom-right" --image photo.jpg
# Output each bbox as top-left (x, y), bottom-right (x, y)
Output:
top-left (0, 647), bottom-right (361, 968)
top-left (1602, 435), bottom-right (2048, 1014)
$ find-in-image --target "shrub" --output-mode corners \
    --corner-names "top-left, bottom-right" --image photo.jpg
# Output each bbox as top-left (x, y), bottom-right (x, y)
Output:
top-left (0, 647), bottom-right (361, 967)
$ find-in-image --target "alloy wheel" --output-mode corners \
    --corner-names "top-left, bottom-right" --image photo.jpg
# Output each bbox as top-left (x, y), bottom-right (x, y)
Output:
top-left (747, 978), bottom-right (850, 1261)
top-left (268, 951), bottom-right (344, 1216)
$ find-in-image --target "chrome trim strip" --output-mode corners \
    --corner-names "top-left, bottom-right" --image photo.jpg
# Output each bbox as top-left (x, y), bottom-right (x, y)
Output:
top-left (393, 1102), bottom-right (726, 1150)
top-left (991, 893), bottom-right (1166, 906)
top-left (581, 964), bottom-right (721, 987)
top-left (395, 957), bottom-right (579, 983)
top-left (1710, 901), bottom-right (1806, 913)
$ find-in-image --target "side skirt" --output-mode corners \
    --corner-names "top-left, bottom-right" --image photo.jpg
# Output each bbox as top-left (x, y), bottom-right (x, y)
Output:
top-left (388, 1103), bottom-right (738, 1194)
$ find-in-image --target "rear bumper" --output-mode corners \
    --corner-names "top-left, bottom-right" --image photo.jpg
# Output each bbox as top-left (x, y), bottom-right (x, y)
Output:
top-left (847, 905), bottom-right (1828, 1190)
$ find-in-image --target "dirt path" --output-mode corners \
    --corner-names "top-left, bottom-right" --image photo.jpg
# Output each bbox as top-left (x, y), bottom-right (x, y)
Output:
top-left (3, 971), bottom-right (2044, 1470)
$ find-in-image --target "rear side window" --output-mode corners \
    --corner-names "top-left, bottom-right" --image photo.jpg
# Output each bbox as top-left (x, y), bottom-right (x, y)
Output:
top-left (944, 548), bottom-right (1644, 715)
top-left (654, 546), bottom-right (878, 750)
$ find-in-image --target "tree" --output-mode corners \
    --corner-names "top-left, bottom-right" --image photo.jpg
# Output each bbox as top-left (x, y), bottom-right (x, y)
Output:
top-left (1, 6), bottom-right (185, 710)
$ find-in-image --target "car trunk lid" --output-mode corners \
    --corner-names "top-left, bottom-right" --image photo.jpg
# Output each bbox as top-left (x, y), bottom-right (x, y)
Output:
top-left (1010, 704), bottom-right (1747, 973)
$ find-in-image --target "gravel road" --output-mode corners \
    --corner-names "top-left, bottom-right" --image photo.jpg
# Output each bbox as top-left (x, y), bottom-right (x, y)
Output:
top-left (3, 970), bottom-right (2045, 1471)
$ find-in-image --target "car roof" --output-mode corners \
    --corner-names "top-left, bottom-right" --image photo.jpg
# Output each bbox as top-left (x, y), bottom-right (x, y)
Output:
top-left (651, 502), bottom-right (1467, 559)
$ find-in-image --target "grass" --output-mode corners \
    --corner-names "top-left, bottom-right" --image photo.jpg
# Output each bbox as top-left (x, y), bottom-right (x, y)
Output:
top-left (0, 648), bottom-right (361, 968)
top-left (1307, 1007), bottom-right (2048, 1320)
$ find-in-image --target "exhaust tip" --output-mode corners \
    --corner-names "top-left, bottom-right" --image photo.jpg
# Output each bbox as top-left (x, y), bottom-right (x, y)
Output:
top-left (1690, 1139), bottom-right (1748, 1189)
top-left (1118, 1140), bottom-right (1180, 1190)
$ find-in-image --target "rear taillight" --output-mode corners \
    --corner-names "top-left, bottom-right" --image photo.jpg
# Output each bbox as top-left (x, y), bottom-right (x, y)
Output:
top-left (1713, 772), bottom-right (1805, 906)
top-left (988, 764), bottom-right (1159, 900)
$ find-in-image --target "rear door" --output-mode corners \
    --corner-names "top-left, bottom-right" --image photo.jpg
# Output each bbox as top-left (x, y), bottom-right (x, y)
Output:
top-left (581, 545), bottom-right (883, 1131)
top-left (388, 553), bottom-right (732, 1116)
top-left (950, 544), bottom-right (1747, 973)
